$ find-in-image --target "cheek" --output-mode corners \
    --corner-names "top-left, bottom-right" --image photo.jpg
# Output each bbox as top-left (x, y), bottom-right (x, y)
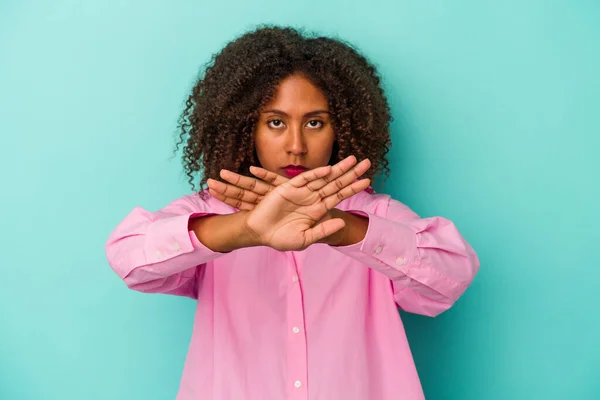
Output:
top-left (254, 135), bottom-right (265, 156)
top-left (319, 131), bottom-right (336, 160)
top-left (254, 130), bottom-right (276, 166)
top-left (254, 128), bottom-right (267, 153)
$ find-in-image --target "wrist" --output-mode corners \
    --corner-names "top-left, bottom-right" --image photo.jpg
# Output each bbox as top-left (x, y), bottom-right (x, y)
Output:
top-left (327, 208), bottom-right (368, 247)
top-left (237, 211), bottom-right (263, 248)
top-left (189, 211), bottom-right (261, 253)
top-left (320, 209), bottom-right (346, 246)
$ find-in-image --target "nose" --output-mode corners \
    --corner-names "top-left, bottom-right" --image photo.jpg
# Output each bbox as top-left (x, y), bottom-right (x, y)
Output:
top-left (285, 125), bottom-right (307, 156)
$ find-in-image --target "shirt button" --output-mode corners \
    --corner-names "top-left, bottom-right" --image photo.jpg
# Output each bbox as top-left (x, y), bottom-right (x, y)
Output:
top-left (294, 380), bottom-right (302, 388)
top-left (292, 326), bottom-right (300, 334)
top-left (375, 246), bottom-right (383, 254)
top-left (396, 257), bottom-right (405, 265)
top-left (155, 250), bottom-right (162, 259)
top-left (292, 275), bottom-right (298, 282)
top-left (173, 242), bottom-right (181, 251)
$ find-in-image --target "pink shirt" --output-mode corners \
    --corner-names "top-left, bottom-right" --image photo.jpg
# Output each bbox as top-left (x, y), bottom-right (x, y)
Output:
top-left (105, 189), bottom-right (479, 400)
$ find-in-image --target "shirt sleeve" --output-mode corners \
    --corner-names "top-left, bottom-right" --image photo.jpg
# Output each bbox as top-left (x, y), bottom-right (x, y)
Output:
top-left (333, 197), bottom-right (480, 317)
top-left (105, 193), bottom-right (228, 299)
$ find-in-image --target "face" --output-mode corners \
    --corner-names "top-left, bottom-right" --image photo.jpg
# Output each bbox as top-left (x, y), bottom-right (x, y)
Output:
top-left (254, 73), bottom-right (335, 179)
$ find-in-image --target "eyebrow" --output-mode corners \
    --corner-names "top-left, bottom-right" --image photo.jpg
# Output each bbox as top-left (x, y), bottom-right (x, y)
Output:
top-left (261, 109), bottom-right (330, 118)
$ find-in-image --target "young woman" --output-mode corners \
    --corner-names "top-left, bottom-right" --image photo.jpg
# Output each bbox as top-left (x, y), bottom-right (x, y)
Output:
top-left (106, 25), bottom-right (480, 400)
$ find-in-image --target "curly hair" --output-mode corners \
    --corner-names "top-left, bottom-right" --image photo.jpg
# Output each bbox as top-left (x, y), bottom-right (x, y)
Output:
top-left (176, 25), bottom-right (393, 193)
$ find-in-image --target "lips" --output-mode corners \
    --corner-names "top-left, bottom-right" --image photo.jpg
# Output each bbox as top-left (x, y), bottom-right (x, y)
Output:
top-left (283, 165), bottom-right (308, 178)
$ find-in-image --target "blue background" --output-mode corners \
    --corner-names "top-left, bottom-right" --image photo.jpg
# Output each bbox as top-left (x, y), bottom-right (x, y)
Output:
top-left (1, 1), bottom-right (599, 399)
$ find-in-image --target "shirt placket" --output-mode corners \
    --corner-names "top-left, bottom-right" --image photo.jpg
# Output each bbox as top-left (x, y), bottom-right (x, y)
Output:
top-left (287, 252), bottom-right (308, 400)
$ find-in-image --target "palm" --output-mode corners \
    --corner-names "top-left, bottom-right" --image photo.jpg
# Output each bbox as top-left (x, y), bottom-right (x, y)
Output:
top-left (247, 185), bottom-right (330, 251)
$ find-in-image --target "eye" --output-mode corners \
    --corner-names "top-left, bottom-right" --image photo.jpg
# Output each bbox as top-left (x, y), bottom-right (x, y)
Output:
top-left (267, 119), bottom-right (285, 129)
top-left (306, 120), bottom-right (323, 129)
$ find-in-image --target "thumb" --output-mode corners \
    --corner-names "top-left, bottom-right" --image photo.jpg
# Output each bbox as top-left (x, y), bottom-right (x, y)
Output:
top-left (304, 218), bottom-right (345, 245)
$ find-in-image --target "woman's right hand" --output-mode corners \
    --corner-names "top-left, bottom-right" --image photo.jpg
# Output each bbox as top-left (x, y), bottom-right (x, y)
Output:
top-left (209, 156), bottom-right (371, 252)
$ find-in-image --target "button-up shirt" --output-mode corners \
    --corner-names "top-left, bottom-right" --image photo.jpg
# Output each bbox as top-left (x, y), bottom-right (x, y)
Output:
top-left (105, 189), bottom-right (479, 400)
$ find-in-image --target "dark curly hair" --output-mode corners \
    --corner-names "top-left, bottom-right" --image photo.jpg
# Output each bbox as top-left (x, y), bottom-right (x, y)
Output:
top-left (176, 25), bottom-right (393, 193)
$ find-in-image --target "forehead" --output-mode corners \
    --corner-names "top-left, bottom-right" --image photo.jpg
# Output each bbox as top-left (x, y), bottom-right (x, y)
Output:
top-left (263, 74), bottom-right (328, 111)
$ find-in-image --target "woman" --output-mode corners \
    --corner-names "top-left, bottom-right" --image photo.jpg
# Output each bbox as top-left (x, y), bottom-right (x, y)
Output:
top-left (106, 25), bottom-right (480, 400)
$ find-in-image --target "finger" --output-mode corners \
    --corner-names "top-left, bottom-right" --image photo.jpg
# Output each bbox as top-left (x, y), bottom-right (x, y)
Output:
top-left (329, 155), bottom-right (359, 182)
top-left (285, 165), bottom-right (332, 188)
top-left (304, 155), bottom-right (359, 192)
top-left (304, 218), bottom-right (346, 245)
top-left (208, 188), bottom-right (256, 210)
top-left (249, 166), bottom-right (289, 186)
top-left (221, 197), bottom-right (262, 210)
top-left (322, 178), bottom-right (371, 210)
top-left (208, 178), bottom-right (262, 204)
top-left (314, 158), bottom-right (372, 198)
top-left (220, 169), bottom-right (275, 195)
